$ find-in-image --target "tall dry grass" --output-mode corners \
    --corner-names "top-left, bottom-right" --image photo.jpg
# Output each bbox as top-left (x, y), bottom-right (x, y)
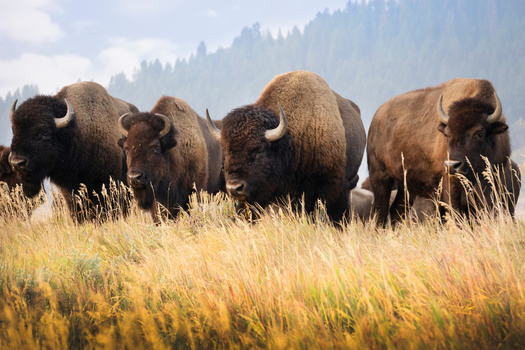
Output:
top-left (0, 162), bottom-right (524, 349)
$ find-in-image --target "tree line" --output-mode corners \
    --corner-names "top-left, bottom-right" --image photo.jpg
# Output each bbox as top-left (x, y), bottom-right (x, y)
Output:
top-left (1, 0), bottom-right (524, 156)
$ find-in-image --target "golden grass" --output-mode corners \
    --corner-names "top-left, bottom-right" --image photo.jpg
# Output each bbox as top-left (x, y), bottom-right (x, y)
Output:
top-left (0, 168), bottom-right (524, 349)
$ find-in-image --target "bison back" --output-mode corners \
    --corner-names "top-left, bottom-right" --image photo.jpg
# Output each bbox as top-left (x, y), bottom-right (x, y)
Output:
top-left (255, 71), bottom-right (347, 181)
top-left (151, 96), bottom-right (209, 192)
top-left (55, 81), bottom-right (134, 184)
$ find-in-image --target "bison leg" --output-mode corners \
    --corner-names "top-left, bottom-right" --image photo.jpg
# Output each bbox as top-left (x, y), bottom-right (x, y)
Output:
top-left (326, 186), bottom-right (351, 223)
top-left (369, 175), bottom-right (395, 227)
top-left (389, 181), bottom-right (412, 225)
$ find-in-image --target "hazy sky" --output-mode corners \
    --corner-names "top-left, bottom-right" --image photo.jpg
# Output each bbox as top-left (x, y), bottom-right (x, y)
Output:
top-left (0, 0), bottom-right (349, 97)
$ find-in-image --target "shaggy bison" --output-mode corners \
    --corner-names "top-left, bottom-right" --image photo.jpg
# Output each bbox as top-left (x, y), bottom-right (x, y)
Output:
top-left (207, 70), bottom-right (366, 222)
top-left (9, 82), bottom-right (138, 221)
top-left (118, 96), bottom-right (224, 221)
top-left (367, 78), bottom-right (521, 226)
top-left (0, 146), bottom-right (21, 190)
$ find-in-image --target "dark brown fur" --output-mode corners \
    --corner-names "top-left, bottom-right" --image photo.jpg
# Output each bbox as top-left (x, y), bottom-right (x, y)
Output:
top-left (0, 146), bottom-right (21, 189)
top-left (119, 96), bottom-right (223, 221)
top-left (367, 78), bottom-right (519, 226)
top-left (217, 70), bottom-right (366, 222)
top-left (9, 82), bottom-right (138, 221)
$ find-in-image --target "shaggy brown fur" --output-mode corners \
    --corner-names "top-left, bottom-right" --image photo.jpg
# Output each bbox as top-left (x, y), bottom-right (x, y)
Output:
top-left (119, 96), bottom-right (223, 221)
top-left (0, 146), bottom-right (21, 189)
top-left (367, 78), bottom-right (518, 226)
top-left (216, 70), bottom-right (366, 222)
top-left (9, 81), bottom-right (138, 221)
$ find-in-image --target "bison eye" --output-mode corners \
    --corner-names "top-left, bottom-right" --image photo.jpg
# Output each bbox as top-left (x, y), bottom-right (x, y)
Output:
top-left (475, 131), bottom-right (485, 140)
top-left (154, 145), bottom-right (161, 153)
top-left (42, 132), bottom-right (51, 140)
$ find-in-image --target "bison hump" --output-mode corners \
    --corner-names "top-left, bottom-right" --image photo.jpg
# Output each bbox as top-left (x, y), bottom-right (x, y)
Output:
top-left (256, 71), bottom-right (346, 176)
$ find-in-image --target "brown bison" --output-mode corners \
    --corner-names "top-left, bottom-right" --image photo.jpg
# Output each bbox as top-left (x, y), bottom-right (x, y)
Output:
top-left (0, 146), bottom-right (21, 189)
top-left (0, 144), bottom-right (47, 218)
top-left (367, 78), bottom-right (521, 226)
top-left (206, 70), bottom-right (366, 222)
top-left (118, 96), bottom-right (224, 221)
top-left (9, 82), bottom-right (138, 221)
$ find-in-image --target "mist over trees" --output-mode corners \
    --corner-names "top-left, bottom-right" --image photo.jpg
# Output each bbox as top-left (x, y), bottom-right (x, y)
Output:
top-left (1, 0), bottom-right (524, 156)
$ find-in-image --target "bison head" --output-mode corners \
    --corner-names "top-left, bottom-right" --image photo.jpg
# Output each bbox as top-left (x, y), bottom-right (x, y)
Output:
top-left (9, 96), bottom-right (75, 197)
top-left (437, 93), bottom-right (509, 179)
top-left (0, 146), bottom-right (22, 190)
top-left (207, 104), bottom-right (292, 208)
top-left (118, 112), bottom-right (177, 210)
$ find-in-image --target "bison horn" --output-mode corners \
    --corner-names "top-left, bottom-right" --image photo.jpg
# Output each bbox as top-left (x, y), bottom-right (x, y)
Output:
top-left (55, 99), bottom-right (75, 128)
top-left (206, 109), bottom-right (221, 142)
top-left (155, 113), bottom-right (171, 138)
top-left (437, 94), bottom-right (449, 125)
top-left (486, 93), bottom-right (502, 124)
top-left (9, 99), bottom-right (18, 124)
top-left (265, 104), bottom-right (287, 142)
top-left (118, 112), bottom-right (131, 137)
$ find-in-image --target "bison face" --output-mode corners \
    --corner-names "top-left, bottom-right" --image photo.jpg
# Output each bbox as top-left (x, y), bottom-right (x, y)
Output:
top-left (209, 105), bottom-right (293, 208)
top-left (437, 94), bottom-right (508, 179)
top-left (9, 96), bottom-right (75, 197)
top-left (0, 146), bottom-right (22, 190)
top-left (118, 113), bottom-right (177, 210)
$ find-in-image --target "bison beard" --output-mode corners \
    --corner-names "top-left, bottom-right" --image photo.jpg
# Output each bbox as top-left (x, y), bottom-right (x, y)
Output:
top-left (131, 179), bottom-right (178, 214)
top-left (131, 184), bottom-right (156, 210)
top-left (18, 175), bottom-right (44, 198)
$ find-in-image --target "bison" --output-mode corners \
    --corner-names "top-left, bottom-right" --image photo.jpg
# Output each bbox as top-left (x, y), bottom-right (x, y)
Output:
top-left (0, 146), bottom-right (21, 190)
top-left (206, 70), bottom-right (366, 222)
top-left (9, 82), bottom-right (138, 221)
top-left (367, 78), bottom-right (521, 226)
top-left (0, 144), bottom-right (47, 218)
top-left (118, 96), bottom-right (224, 221)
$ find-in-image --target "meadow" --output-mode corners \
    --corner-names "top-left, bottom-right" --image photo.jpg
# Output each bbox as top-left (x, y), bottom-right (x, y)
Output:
top-left (0, 166), bottom-right (524, 349)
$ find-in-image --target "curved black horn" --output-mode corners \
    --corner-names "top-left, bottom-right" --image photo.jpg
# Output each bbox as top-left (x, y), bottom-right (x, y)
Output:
top-left (9, 99), bottom-right (17, 124)
top-left (118, 113), bottom-right (131, 137)
top-left (437, 94), bottom-right (449, 125)
top-left (486, 93), bottom-right (502, 124)
top-left (155, 113), bottom-right (171, 138)
top-left (55, 99), bottom-right (75, 128)
top-left (265, 104), bottom-right (287, 142)
top-left (206, 109), bottom-right (221, 142)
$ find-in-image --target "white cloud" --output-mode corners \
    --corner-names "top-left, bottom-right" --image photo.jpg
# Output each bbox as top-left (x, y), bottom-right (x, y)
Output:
top-left (0, 37), bottom-right (183, 97)
top-left (114, 0), bottom-right (184, 15)
top-left (204, 9), bottom-right (218, 18)
top-left (0, 0), bottom-right (63, 44)
top-left (96, 38), bottom-right (180, 82)
top-left (0, 53), bottom-right (91, 96)
top-left (72, 20), bottom-right (95, 34)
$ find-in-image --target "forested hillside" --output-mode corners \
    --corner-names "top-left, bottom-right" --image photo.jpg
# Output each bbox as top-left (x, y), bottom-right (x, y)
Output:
top-left (1, 0), bottom-right (524, 157)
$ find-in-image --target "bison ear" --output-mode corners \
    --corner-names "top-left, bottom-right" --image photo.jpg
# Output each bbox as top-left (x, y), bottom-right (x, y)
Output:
top-left (437, 123), bottom-right (447, 135)
top-left (489, 122), bottom-right (508, 135)
top-left (117, 137), bottom-right (126, 149)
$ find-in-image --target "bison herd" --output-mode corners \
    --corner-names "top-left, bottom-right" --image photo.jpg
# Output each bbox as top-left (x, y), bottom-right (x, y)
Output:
top-left (1, 71), bottom-right (522, 226)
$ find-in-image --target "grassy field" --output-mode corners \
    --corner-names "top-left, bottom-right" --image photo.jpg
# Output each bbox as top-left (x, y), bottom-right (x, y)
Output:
top-left (0, 172), bottom-right (524, 349)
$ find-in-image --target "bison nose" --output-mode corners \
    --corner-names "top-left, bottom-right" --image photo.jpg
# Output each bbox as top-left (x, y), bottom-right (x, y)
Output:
top-left (8, 153), bottom-right (29, 172)
top-left (445, 160), bottom-right (463, 175)
top-left (128, 171), bottom-right (146, 187)
top-left (226, 180), bottom-right (247, 199)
